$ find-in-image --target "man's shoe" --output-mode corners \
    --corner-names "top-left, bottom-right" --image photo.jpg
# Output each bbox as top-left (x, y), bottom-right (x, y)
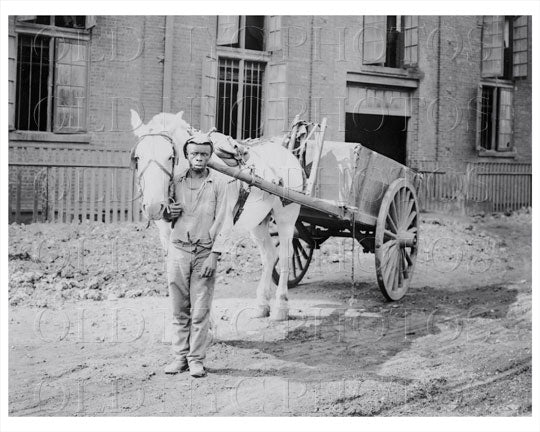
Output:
top-left (189, 362), bottom-right (207, 378)
top-left (164, 359), bottom-right (188, 374)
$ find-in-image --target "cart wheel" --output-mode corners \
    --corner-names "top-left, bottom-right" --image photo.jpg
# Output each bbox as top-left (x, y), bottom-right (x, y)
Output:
top-left (375, 178), bottom-right (419, 301)
top-left (271, 220), bottom-right (315, 288)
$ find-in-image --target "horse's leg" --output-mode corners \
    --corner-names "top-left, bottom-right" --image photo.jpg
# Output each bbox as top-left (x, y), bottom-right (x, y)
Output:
top-left (271, 202), bottom-right (300, 321)
top-left (154, 219), bottom-right (171, 252)
top-left (249, 217), bottom-right (276, 318)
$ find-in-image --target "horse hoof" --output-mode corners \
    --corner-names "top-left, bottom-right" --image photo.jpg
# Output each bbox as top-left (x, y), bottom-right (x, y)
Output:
top-left (270, 308), bottom-right (289, 321)
top-left (253, 306), bottom-right (270, 318)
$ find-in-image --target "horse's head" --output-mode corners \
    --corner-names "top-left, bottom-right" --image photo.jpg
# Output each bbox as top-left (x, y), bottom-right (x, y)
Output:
top-left (130, 109), bottom-right (188, 220)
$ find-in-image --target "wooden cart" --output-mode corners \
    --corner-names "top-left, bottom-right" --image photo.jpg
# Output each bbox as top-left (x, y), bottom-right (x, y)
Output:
top-left (209, 118), bottom-right (421, 301)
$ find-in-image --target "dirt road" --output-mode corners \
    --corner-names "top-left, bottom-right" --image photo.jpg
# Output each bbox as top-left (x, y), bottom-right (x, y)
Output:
top-left (8, 210), bottom-right (532, 416)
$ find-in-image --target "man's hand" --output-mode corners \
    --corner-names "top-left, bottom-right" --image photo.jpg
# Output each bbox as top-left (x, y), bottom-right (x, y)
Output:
top-left (164, 203), bottom-right (183, 221)
top-left (200, 252), bottom-right (220, 278)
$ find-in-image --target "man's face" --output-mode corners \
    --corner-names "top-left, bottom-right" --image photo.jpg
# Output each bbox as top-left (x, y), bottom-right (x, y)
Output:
top-left (186, 143), bottom-right (212, 172)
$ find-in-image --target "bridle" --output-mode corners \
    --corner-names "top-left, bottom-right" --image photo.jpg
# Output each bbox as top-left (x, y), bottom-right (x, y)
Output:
top-left (130, 133), bottom-right (179, 219)
top-left (131, 133), bottom-right (178, 179)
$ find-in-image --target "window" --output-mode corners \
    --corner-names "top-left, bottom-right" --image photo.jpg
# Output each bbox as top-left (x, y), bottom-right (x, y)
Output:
top-left (362, 16), bottom-right (418, 68)
top-left (481, 16), bottom-right (529, 79)
top-left (217, 16), bottom-right (265, 51)
top-left (204, 16), bottom-right (269, 138)
top-left (12, 16), bottom-right (93, 133)
top-left (476, 84), bottom-right (513, 152)
top-left (217, 58), bottom-right (264, 139)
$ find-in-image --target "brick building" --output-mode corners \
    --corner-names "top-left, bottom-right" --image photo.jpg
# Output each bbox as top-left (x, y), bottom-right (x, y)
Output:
top-left (8, 15), bottom-right (532, 221)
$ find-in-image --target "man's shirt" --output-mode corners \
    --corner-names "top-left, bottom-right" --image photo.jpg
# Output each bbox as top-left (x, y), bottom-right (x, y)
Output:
top-left (170, 168), bottom-right (229, 254)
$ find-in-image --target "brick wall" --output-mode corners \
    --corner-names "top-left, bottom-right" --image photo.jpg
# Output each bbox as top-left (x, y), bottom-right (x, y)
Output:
top-left (169, 16), bottom-right (216, 129)
top-left (88, 16), bottom-right (166, 149)
top-left (8, 15), bottom-right (532, 218)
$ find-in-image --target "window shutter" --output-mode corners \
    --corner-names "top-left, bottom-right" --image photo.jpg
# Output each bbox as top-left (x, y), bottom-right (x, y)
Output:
top-left (217, 16), bottom-right (239, 46)
top-left (85, 16), bottom-right (97, 29)
top-left (363, 16), bottom-right (387, 65)
top-left (497, 87), bottom-right (513, 151)
top-left (201, 55), bottom-right (218, 131)
top-left (512, 16), bottom-right (528, 78)
top-left (475, 84), bottom-right (483, 151)
top-left (8, 25), bottom-right (16, 130)
top-left (403, 16), bottom-right (418, 67)
top-left (481, 16), bottom-right (504, 78)
top-left (267, 16), bottom-right (282, 51)
top-left (53, 39), bottom-right (88, 133)
top-left (266, 62), bottom-right (287, 136)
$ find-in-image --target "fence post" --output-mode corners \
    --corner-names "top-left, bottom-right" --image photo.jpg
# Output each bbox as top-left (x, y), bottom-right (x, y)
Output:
top-left (16, 170), bottom-right (22, 223)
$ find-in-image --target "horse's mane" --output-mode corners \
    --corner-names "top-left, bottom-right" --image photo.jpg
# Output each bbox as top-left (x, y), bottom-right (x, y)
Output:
top-left (146, 112), bottom-right (192, 134)
top-left (144, 111), bottom-right (284, 151)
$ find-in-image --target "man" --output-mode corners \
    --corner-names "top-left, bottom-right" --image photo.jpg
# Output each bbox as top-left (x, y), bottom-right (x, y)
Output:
top-left (163, 132), bottom-right (229, 378)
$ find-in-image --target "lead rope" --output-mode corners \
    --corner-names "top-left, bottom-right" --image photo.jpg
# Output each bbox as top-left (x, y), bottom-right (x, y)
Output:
top-left (167, 176), bottom-right (179, 229)
top-left (349, 212), bottom-right (357, 306)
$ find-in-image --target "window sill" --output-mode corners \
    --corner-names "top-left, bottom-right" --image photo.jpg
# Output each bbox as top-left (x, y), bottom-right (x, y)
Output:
top-left (360, 64), bottom-right (421, 78)
top-left (216, 46), bottom-right (271, 62)
top-left (347, 70), bottom-right (419, 89)
top-left (480, 79), bottom-right (514, 89)
top-left (477, 149), bottom-right (516, 158)
top-left (15, 22), bottom-right (91, 40)
top-left (9, 130), bottom-right (90, 144)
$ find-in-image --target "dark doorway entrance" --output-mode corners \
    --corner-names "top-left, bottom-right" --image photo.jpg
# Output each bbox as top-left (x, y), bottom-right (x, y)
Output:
top-left (345, 113), bottom-right (408, 165)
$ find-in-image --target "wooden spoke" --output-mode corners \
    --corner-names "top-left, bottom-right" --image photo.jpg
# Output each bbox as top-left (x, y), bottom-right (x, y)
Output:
top-left (391, 248), bottom-right (400, 290)
top-left (404, 248), bottom-right (414, 267)
top-left (405, 191), bottom-right (414, 218)
top-left (380, 239), bottom-right (396, 258)
top-left (401, 249), bottom-right (409, 279)
top-left (384, 229), bottom-right (397, 241)
top-left (383, 250), bottom-right (396, 289)
top-left (396, 189), bottom-right (405, 229)
top-left (396, 249), bottom-right (403, 289)
top-left (383, 244), bottom-right (396, 270)
top-left (389, 199), bottom-right (400, 231)
top-left (387, 212), bottom-right (399, 234)
top-left (405, 210), bottom-right (417, 230)
top-left (294, 245), bottom-right (304, 272)
top-left (272, 221), bottom-right (315, 288)
top-left (295, 239), bottom-right (309, 260)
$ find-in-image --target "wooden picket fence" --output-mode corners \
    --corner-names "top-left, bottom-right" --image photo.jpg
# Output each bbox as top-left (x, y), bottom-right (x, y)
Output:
top-left (8, 143), bottom-right (144, 224)
top-left (418, 161), bottom-right (532, 214)
top-left (8, 143), bottom-right (533, 223)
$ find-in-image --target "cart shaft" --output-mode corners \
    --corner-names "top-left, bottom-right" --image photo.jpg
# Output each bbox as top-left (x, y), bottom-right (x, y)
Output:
top-left (207, 160), bottom-right (354, 221)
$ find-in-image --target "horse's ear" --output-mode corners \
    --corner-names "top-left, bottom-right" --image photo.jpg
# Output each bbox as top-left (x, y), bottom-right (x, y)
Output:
top-left (129, 146), bottom-right (137, 170)
top-left (130, 109), bottom-right (144, 136)
top-left (176, 111), bottom-right (184, 119)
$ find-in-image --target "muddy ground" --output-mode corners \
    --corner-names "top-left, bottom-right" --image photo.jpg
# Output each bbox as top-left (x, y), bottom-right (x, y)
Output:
top-left (7, 209), bottom-right (532, 416)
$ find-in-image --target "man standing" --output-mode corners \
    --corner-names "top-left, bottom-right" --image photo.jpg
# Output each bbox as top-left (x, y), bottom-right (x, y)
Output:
top-left (163, 133), bottom-right (229, 378)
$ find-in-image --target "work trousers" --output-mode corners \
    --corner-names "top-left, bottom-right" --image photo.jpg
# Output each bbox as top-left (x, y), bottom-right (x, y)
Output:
top-left (167, 243), bottom-right (215, 364)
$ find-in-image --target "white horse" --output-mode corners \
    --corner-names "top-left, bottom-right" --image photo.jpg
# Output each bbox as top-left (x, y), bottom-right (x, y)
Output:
top-left (129, 110), bottom-right (303, 321)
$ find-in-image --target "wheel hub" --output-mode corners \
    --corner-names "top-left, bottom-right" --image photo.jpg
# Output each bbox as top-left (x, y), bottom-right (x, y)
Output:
top-left (397, 230), bottom-right (416, 248)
